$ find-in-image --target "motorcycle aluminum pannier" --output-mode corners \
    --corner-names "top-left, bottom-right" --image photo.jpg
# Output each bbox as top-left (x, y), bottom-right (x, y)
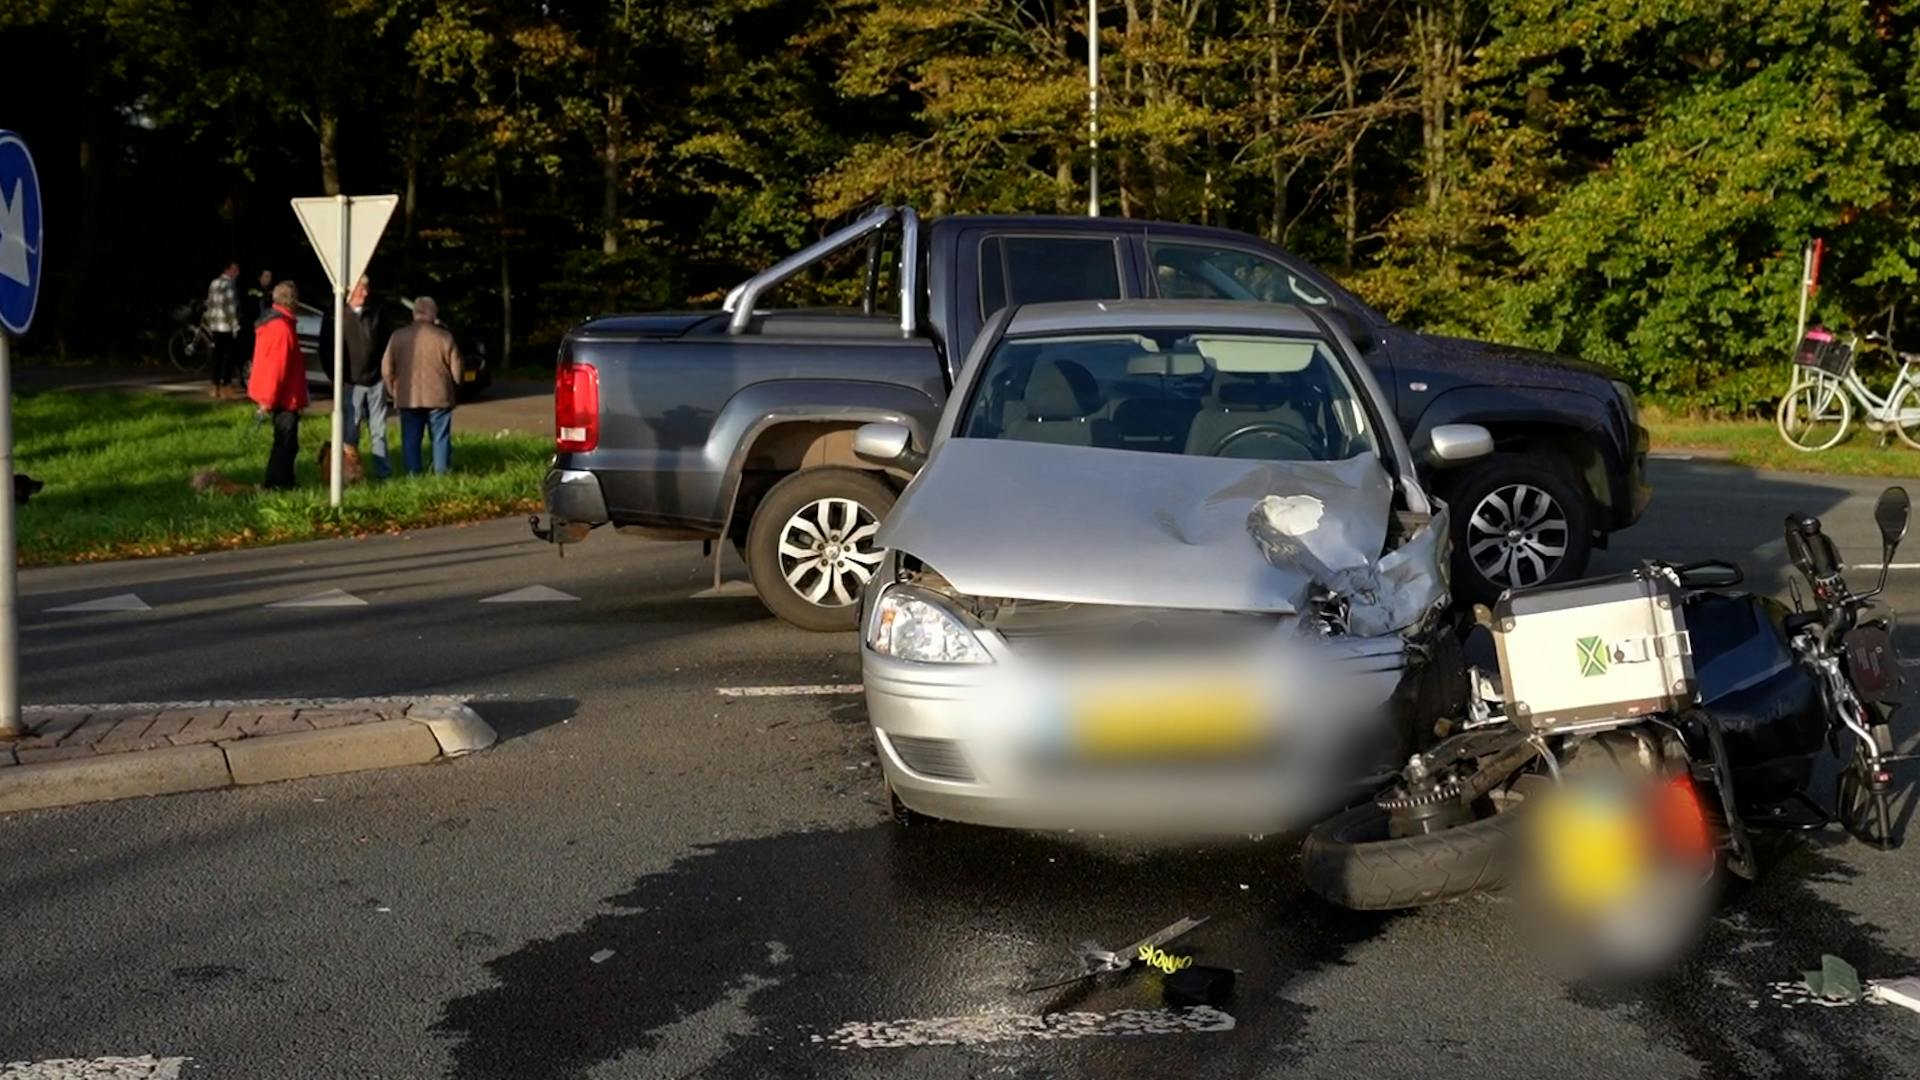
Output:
top-left (1492, 566), bottom-right (1697, 733)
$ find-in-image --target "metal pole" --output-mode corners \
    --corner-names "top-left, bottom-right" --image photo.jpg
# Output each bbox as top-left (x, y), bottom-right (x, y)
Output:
top-left (1088, 0), bottom-right (1100, 218)
top-left (0, 330), bottom-right (20, 737)
top-left (1794, 240), bottom-right (1814, 347)
top-left (329, 194), bottom-right (347, 508)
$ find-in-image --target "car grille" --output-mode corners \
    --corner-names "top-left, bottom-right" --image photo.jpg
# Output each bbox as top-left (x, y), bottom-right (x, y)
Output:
top-left (985, 603), bottom-right (1283, 657)
top-left (887, 734), bottom-right (976, 782)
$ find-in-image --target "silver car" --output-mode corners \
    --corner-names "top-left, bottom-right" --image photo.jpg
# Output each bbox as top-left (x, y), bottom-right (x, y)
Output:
top-left (853, 300), bottom-right (1496, 836)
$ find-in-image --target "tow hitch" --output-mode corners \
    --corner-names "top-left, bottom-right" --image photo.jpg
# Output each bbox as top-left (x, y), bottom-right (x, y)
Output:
top-left (530, 514), bottom-right (591, 555)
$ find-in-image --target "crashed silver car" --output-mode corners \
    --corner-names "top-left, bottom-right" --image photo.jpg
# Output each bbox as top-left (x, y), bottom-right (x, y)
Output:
top-left (853, 300), bottom-right (1494, 836)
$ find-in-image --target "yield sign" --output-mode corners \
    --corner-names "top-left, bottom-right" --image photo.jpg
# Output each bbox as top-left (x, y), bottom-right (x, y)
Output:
top-left (290, 195), bottom-right (398, 294)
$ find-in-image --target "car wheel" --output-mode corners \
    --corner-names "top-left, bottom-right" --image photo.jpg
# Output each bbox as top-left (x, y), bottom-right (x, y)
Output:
top-left (745, 467), bottom-right (896, 632)
top-left (1444, 453), bottom-right (1592, 603)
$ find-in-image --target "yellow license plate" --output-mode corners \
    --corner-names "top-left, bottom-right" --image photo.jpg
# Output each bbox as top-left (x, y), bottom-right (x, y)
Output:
top-left (1072, 687), bottom-right (1261, 758)
top-left (463, 370), bottom-right (477, 382)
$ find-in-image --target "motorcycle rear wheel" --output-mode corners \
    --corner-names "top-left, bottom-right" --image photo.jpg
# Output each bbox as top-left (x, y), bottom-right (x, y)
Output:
top-left (1301, 801), bottom-right (1525, 910)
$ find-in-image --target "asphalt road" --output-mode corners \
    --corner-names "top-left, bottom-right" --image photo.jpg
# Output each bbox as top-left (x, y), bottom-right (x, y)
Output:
top-left (7, 457), bottom-right (1920, 1079)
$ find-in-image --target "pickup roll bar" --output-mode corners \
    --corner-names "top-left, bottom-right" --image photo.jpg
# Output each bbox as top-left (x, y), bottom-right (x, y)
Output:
top-left (723, 205), bottom-right (920, 338)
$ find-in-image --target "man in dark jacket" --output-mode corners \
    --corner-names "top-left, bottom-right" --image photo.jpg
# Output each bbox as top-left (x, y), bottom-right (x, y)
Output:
top-left (248, 280), bottom-right (310, 490)
top-left (318, 274), bottom-right (392, 478)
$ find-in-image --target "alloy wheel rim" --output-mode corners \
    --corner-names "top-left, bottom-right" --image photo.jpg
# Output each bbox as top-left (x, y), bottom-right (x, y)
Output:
top-left (1466, 482), bottom-right (1570, 590)
top-left (777, 497), bottom-right (885, 608)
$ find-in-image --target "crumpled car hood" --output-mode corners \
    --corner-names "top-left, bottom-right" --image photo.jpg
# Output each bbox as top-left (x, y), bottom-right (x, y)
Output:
top-left (876, 439), bottom-right (1394, 613)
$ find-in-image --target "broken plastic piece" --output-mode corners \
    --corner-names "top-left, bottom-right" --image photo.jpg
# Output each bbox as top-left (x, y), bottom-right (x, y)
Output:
top-left (590, 948), bottom-right (616, 964)
top-left (1872, 976), bottom-right (1920, 1014)
top-left (1803, 954), bottom-right (1862, 1001)
top-left (1024, 915), bottom-right (1210, 993)
top-left (1163, 965), bottom-right (1236, 1008)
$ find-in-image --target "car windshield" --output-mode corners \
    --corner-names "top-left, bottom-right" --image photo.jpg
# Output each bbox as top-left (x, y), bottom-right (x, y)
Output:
top-left (957, 329), bottom-right (1377, 462)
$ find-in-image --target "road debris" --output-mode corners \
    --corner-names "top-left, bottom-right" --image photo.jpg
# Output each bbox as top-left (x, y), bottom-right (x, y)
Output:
top-left (1024, 915), bottom-right (1208, 993)
top-left (812, 1006), bottom-right (1235, 1049)
top-left (589, 949), bottom-right (615, 964)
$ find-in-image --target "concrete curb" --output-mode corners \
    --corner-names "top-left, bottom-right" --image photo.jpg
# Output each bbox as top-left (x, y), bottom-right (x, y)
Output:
top-left (0, 700), bottom-right (498, 814)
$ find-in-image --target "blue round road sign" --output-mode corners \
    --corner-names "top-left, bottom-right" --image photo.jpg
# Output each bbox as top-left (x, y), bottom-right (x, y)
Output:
top-left (0, 131), bottom-right (44, 335)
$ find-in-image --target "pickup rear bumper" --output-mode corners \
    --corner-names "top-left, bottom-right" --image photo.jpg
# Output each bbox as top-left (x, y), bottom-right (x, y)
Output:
top-left (534, 468), bottom-right (609, 544)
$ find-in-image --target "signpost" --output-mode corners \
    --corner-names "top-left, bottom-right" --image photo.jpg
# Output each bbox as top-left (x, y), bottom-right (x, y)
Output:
top-left (0, 131), bottom-right (42, 738)
top-left (290, 194), bottom-right (398, 508)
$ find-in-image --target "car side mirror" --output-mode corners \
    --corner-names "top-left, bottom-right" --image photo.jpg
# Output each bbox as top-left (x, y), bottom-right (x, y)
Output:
top-left (1425, 423), bottom-right (1494, 466)
top-left (853, 422), bottom-right (925, 472)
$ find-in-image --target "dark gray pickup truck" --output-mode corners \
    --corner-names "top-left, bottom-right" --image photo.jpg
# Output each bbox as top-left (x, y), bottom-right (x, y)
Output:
top-left (539, 206), bottom-right (1650, 629)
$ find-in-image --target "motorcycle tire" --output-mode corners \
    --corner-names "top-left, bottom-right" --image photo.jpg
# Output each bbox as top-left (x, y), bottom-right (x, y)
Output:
top-left (1301, 801), bottom-right (1525, 910)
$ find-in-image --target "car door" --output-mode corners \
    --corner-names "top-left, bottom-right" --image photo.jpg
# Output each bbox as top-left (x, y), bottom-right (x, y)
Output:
top-left (1137, 231), bottom-right (1403, 419)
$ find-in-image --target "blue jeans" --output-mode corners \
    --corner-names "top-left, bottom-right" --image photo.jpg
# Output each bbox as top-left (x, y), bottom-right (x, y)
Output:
top-left (342, 384), bottom-right (391, 478)
top-left (399, 407), bottom-right (453, 475)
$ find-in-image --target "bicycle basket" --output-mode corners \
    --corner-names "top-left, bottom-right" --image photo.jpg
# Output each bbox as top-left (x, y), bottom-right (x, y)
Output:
top-left (1794, 328), bottom-right (1854, 377)
top-left (171, 301), bottom-right (200, 325)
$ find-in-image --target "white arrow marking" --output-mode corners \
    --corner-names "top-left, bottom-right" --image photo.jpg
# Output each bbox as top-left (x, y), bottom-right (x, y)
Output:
top-left (479, 585), bottom-right (579, 603)
top-left (0, 177), bottom-right (34, 288)
top-left (267, 588), bottom-right (367, 608)
top-left (45, 593), bottom-right (149, 613)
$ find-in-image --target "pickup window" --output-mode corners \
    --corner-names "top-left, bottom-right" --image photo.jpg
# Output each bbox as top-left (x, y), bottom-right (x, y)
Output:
top-left (979, 235), bottom-right (1125, 316)
top-left (1149, 241), bottom-right (1333, 309)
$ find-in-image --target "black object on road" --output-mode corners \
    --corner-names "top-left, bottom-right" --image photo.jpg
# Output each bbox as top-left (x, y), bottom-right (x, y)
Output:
top-left (1162, 965), bottom-right (1236, 1008)
top-left (1023, 915), bottom-right (1209, 994)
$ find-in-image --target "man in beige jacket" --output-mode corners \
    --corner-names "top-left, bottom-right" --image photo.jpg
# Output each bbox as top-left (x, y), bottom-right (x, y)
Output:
top-left (381, 296), bottom-right (464, 475)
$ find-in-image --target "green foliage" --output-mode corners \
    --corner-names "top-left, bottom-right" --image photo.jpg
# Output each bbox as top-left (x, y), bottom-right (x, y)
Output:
top-left (8, 0), bottom-right (1920, 409)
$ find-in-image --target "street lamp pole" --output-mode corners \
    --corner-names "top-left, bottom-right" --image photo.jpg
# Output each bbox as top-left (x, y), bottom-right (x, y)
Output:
top-left (1088, 0), bottom-right (1100, 218)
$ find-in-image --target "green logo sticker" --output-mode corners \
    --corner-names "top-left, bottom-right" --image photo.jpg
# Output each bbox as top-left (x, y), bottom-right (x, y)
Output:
top-left (1577, 636), bottom-right (1608, 677)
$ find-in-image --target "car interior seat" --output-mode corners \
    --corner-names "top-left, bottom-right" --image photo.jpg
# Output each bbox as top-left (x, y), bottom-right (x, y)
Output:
top-left (1002, 358), bottom-right (1110, 447)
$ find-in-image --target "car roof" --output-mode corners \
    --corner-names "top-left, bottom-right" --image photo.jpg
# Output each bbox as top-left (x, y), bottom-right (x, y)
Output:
top-left (1002, 299), bottom-right (1328, 337)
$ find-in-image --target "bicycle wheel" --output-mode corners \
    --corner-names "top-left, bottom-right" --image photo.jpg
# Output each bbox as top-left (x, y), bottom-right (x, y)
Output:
top-left (1777, 374), bottom-right (1852, 451)
top-left (1893, 382), bottom-right (1920, 450)
top-left (168, 327), bottom-right (204, 371)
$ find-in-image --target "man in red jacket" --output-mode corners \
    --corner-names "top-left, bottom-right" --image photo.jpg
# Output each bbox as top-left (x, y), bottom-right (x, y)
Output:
top-left (248, 280), bottom-right (310, 490)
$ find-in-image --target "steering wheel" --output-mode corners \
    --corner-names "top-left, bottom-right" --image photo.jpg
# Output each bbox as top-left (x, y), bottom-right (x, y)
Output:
top-left (1206, 423), bottom-right (1320, 461)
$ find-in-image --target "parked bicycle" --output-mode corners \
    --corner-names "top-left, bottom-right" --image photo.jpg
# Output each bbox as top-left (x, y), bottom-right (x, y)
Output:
top-left (1776, 327), bottom-right (1920, 451)
top-left (166, 301), bottom-right (214, 372)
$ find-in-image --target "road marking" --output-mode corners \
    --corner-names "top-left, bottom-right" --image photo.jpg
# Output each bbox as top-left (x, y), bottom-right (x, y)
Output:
top-left (0, 1057), bottom-right (189, 1079)
top-left (480, 585), bottom-right (579, 603)
top-left (716, 684), bottom-right (863, 698)
top-left (268, 588), bottom-right (367, 607)
top-left (45, 593), bottom-right (149, 613)
top-left (692, 581), bottom-right (758, 600)
top-left (812, 1006), bottom-right (1235, 1049)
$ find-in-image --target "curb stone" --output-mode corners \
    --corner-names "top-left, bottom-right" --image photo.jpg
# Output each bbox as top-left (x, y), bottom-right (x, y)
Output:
top-left (0, 699), bottom-right (498, 813)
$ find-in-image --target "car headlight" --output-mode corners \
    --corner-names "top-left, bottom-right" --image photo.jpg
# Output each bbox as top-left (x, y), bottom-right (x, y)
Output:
top-left (869, 587), bottom-right (992, 664)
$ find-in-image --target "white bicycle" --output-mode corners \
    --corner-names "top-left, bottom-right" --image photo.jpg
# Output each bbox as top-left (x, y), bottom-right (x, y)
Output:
top-left (1776, 328), bottom-right (1920, 452)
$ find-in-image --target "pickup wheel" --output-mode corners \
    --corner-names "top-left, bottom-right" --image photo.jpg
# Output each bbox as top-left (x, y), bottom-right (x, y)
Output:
top-left (1444, 453), bottom-right (1592, 603)
top-left (746, 468), bottom-right (896, 632)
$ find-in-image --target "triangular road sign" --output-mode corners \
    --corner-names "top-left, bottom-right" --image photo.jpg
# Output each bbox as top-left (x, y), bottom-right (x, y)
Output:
top-left (290, 195), bottom-right (398, 294)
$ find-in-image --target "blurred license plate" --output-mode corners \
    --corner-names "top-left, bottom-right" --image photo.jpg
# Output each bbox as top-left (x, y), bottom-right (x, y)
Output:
top-left (462, 370), bottom-right (477, 382)
top-left (1071, 686), bottom-right (1261, 758)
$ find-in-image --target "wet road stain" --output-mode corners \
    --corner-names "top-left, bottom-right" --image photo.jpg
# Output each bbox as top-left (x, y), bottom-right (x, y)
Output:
top-left (433, 822), bottom-right (1393, 1078)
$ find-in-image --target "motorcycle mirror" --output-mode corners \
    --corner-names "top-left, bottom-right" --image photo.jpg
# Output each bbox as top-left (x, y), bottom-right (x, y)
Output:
top-left (1876, 486), bottom-right (1910, 554)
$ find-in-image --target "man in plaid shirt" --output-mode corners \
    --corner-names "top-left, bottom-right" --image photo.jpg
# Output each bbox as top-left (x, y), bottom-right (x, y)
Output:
top-left (204, 260), bottom-right (243, 398)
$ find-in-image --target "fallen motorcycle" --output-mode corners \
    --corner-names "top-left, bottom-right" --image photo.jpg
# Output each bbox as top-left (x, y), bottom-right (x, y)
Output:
top-left (1303, 486), bottom-right (1918, 912)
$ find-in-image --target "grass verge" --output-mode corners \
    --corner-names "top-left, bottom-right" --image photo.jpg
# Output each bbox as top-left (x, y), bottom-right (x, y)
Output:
top-left (1650, 416), bottom-right (1920, 479)
top-left (15, 389), bottom-right (547, 565)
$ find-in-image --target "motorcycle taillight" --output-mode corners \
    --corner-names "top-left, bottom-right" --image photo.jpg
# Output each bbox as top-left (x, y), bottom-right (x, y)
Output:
top-left (555, 361), bottom-right (600, 452)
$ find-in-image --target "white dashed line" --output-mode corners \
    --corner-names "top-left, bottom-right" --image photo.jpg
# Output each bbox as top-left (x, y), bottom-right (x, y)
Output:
top-left (44, 593), bottom-right (149, 613)
top-left (812, 1006), bottom-right (1236, 1049)
top-left (715, 684), bottom-right (863, 698)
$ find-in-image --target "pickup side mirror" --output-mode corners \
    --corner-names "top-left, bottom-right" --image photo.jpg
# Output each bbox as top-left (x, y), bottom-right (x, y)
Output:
top-left (853, 422), bottom-right (925, 472)
top-left (1424, 423), bottom-right (1494, 466)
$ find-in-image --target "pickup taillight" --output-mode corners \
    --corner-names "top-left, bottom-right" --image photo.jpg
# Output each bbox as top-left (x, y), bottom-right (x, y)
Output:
top-left (555, 361), bottom-right (600, 452)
